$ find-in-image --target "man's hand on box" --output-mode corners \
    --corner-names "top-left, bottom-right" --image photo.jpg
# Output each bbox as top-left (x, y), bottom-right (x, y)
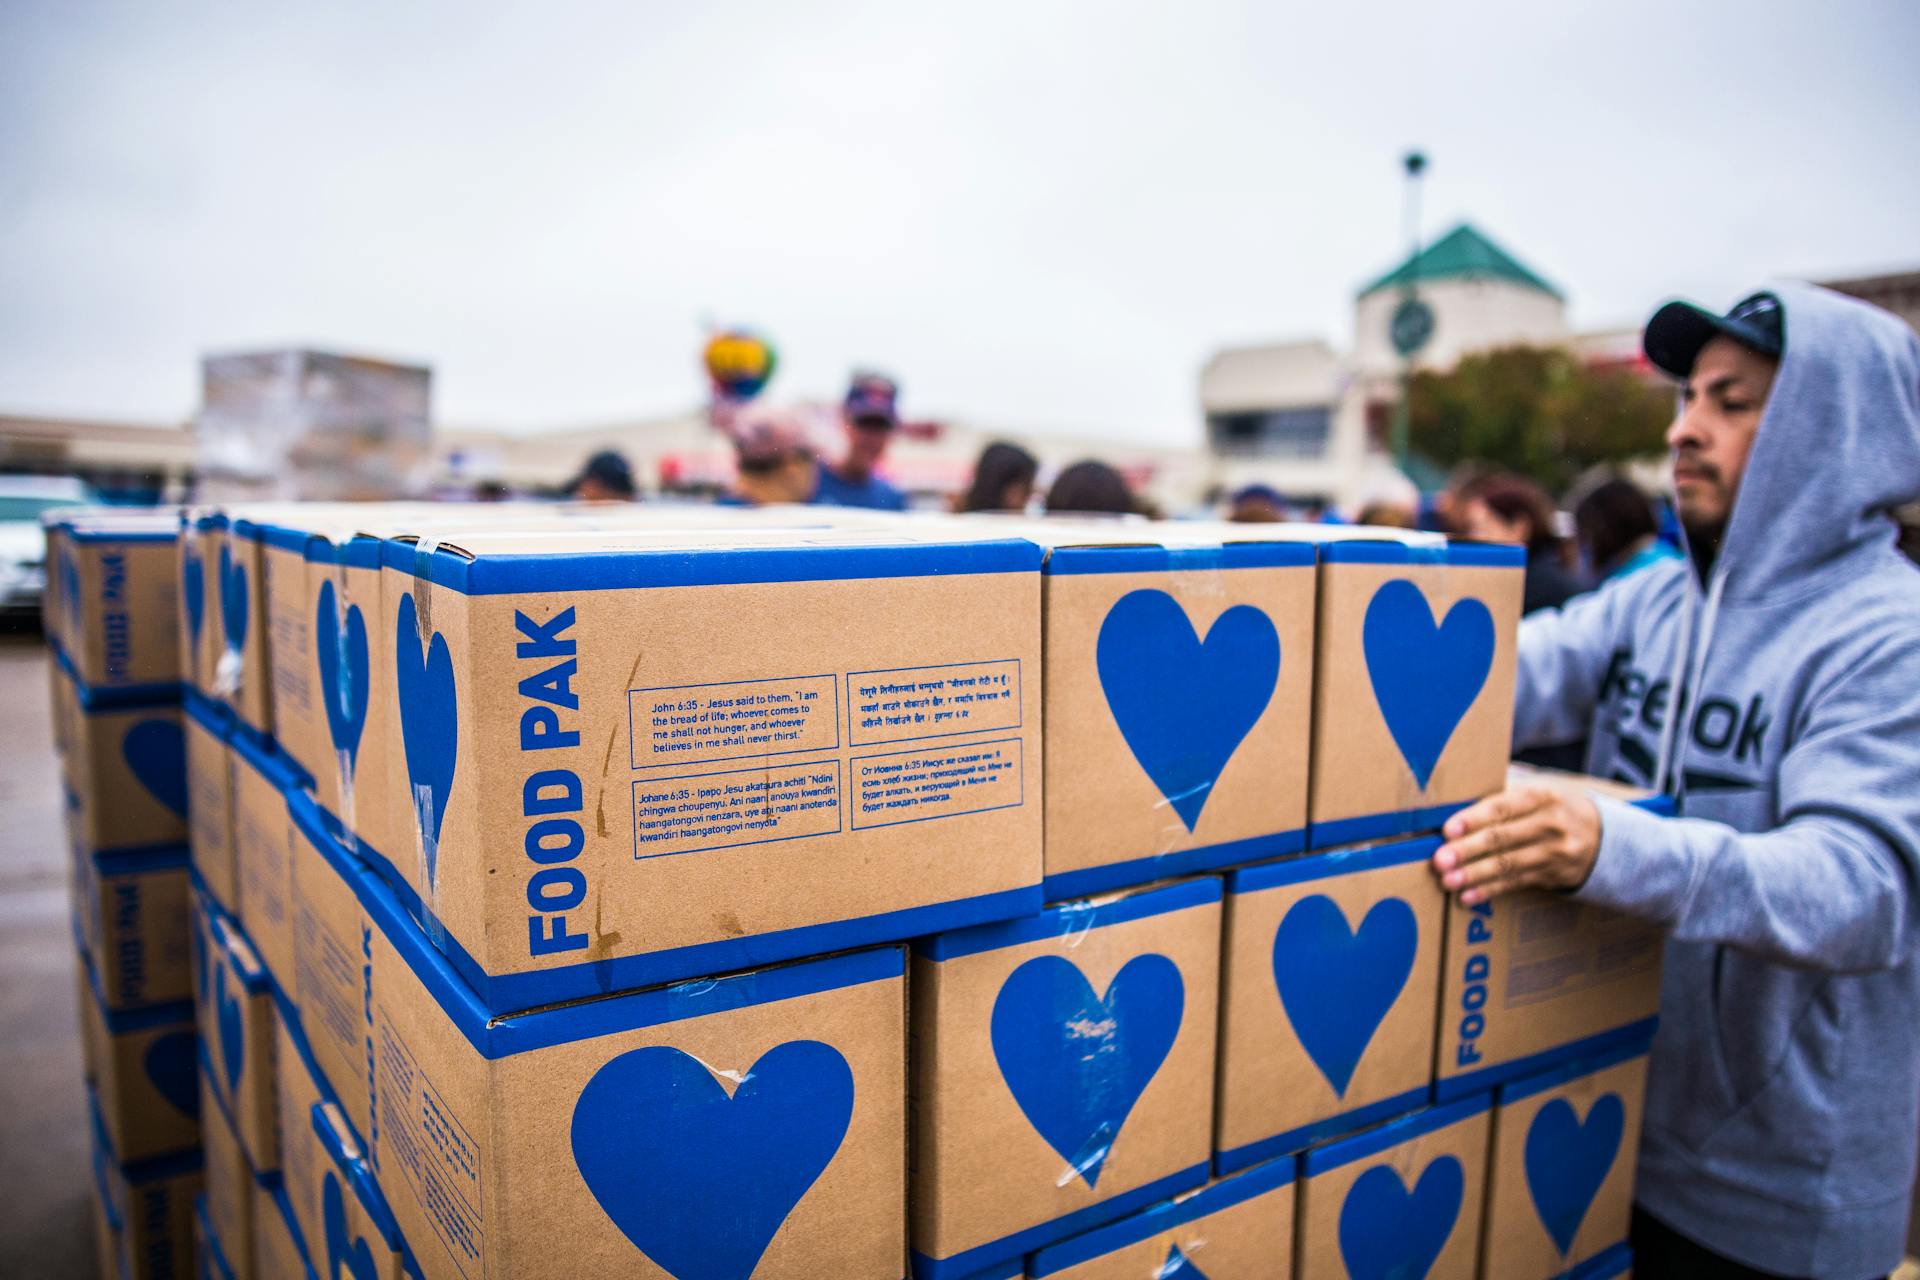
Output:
top-left (1431, 784), bottom-right (1602, 904)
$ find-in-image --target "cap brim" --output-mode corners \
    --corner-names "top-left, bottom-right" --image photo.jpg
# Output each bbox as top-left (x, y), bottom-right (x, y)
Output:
top-left (1643, 299), bottom-right (1780, 379)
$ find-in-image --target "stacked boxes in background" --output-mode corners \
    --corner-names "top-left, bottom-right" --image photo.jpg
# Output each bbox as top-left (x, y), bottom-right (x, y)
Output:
top-left (45, 501), bottom-right (1673, 1279)
top-left (46, 510), bottom-right (204, 1278)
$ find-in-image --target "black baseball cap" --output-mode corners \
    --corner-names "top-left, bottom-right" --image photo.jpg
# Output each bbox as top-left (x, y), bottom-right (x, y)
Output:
top-left (1643, 291), bottom-right (1785, 379)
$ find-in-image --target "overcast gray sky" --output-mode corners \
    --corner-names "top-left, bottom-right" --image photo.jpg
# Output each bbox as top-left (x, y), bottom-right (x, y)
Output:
top-left (2, 0), bottom-right (1915, 444)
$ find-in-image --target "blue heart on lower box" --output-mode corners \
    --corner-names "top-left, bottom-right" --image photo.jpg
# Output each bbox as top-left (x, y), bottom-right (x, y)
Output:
top-left (1272, 895), bottom-right (1417, 1098)
top-left (214, 966), bottom-right (245, 1096)
top-left (123, 719), bottom-right (188, 819)
top-left (571, 1040), bottom-right (854, 1280)
top-left (1161, 1242), bottom-right (1209, 1277)
top-left (143, 1029), bottom-right (199, 1121)
top-left (324, 1171), bottom-right (381, 1280)
top-left (1337, 1155), bottom-right (1462, 1280)
top-left (1525, 1094), bottom-right (1624, 1255)
top-left (990, 953), bottom-right (1184, 1189)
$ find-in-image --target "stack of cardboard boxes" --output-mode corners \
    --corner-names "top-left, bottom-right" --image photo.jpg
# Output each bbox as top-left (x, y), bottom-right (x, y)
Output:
top-left (50, 501), bottom-right (1668, 1280)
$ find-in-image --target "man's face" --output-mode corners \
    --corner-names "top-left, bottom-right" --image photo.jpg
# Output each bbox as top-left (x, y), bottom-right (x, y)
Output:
top-left (1668, 335), bottom-right (1778, 540)
top-left (844, 418), bottom-right (893, 473)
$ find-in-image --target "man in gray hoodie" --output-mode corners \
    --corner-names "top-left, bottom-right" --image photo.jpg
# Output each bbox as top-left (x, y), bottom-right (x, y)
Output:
top-left (1431, 281), bottom-right (1920, 1278)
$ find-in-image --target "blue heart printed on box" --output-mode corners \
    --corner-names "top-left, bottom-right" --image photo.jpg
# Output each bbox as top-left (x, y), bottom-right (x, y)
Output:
top-left (61, 548), bottom-right (81, 635)
top-left (324, 1170), bottom-right (381, 1280)
top-left (122, 718), bottom-right (189, 818)
top-left (990, 953), bottom-right (1184, 1188)
top-left (1525, 1093), bottom-right (1624, 1255)
top-left (142, 1029), bottom-right (200, 1120)
top-left (571, 1041), bottom-right (854, 1280)
top-left (1159, 1242), bottom-right (1209, 1278)
top-left (219, 544), bottom-right (249, 655)
top-left (394, 592), bottom-right (457, 885)
top-left (1272, 895), bottom-right (1417, 1097)
top-left (1337, 1155), bottom-right (1463, 1280)
top-left (214, 964), bottom-right (245, 1096)
top-left (314, 580), bottom-right (371, 773)
top-left (183, 552), bottom-right (205, 646)
top-left (1362, 580), bottom-right (1494, 789)
top-left (1096, 589), bottom-right (1280, 833)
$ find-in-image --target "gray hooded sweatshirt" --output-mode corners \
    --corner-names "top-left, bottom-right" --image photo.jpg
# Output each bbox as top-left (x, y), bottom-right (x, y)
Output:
top-left (1515, 281), bottom-right (1920, 1278)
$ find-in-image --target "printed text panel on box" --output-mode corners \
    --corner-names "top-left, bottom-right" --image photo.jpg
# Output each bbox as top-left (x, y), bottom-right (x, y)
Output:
top-left (847, 660), bottom-right (1021, 746)
top-left (376, 1012), bottom-right (485, 1280)
top-left (631, 761), bottom-right (845, 859)
top-left (628, 675), bottom-right (840, 769)
top-left (850, 738), bottom-right (1024, 830)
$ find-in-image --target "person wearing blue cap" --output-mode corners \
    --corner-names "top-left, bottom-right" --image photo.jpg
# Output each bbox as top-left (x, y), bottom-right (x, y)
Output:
top-left (812, 370), bottom-right (910, 511)
top-left (1429, 284), bottom-right (1920, 1279)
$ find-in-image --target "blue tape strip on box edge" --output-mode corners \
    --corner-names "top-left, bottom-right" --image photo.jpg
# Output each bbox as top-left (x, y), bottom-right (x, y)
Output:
top-left (1300, 1091), bottom-right (1494, 1177)
top-left (379, 534), bottom-right (1043, 595)
top-left (1027, 1155), bottom-right (1296, 1276)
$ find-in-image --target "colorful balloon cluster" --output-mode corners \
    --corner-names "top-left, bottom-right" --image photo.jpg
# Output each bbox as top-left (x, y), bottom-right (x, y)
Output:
top-left (703, 330), bottom-right (779, 400)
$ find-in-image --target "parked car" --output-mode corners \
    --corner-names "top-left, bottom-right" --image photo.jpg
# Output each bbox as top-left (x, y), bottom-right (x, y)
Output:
top-left (0, 475), bottom-right (91, 624)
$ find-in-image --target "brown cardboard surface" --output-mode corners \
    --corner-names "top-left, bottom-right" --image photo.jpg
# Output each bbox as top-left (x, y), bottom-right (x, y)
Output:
top-left (276, 1011), bottom-right (330, 1272)
top-left (77, 950), bottom-right (201, 1163)
top-left (910, 882), bottom-right (1222, 1269)
top-left (1031, 1166), bottom-right (1295, 1279)
top-left (57, 530), bottom-right (183, 690)
top-left (79, 856), bottom-right (193, 1010)
top-left (202, 1066), bottom-right (259, 1280)
top-left (252, 1177), bottom-right (309, 1280)
top-left (1435, 888), bottom-right (1661, 1098)
top-left (57, 690), bottom-right (190, 853)
top-left (290, 799), bottom-right (375, 1143)
top-left (187, 703), bottom-right (238, 909)
top-left (232, 741), bottom-right (298, 988)
top-left (1295, 1103), bottom-right (1491, 1280)
top-left (1215, 843), bottom-right (1443, 1166)
top-left (225, 529), bottom-right (274, 735)
top-left (1482, 1052), bottom-right (1648, 1279)
top-left (199, 907), bottom-right (281, 1175)
top-left (1308, 558), bottom-right (1522, 838)
top-left (368, 913), bottom-right (907, 1280)
top-left (91, 1134), bottom-right (203, 1280)
top-left (370, 524), bottom-right (1041, 1001)
top-left (1041, 554), bottom-right (1315, 889)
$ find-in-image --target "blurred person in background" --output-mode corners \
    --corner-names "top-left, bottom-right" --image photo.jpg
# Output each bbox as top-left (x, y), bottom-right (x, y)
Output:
top-left (1457, 472), bottom-right (1584, 613)
top-left (1574, 475), bottom-right (1683, 583)
top-left (1432, 285), bottom-right (1920, 1280)
top-left (813, 371), bottom-right (909, 511)
top-left (721, 404), bottom-right (818, 507)
top-left (1227, 483), bottom-right (1286, 523)
top-left (1424, 458), bottom-right (1500, 533)
top-left (1044, 459), bottom-right (1135, 515)
top-left (956, 441), bottom-right (1039, 513)
top-left (1355, 500), bottom-right (1417, 528)
top-left (567, 449), bottom-right (637, 502)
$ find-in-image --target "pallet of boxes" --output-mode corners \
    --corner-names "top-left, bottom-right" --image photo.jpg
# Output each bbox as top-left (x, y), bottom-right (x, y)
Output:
top-left (62, 499), bottom-right (1671, 1279)
top-left (44, 509), bottom-right (203, 1279)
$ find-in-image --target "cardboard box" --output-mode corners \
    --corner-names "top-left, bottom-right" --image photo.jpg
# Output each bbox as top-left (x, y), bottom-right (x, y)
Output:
top-left (87, 1087), bottom-right (203, 1280)
top-left (910, 878), bottom-right (1223, 1278)
top-left (1215, 836), bottom-right (1443, 1173)
top-left (51, 659), bottom-right (190, 853)
top-left (1434, 774), bottom-right (1667, 1102)
top-left (48, 514), bottom-right (183, 691)
top-left (77, 945), bottom-right (201, 1162)
top-left (197, 1194), bottom-right (245, 1280)
top-left (221, 519), bottom-right (278, 738)
top-left (1307, 541), bottom-right (1523, 848)
top-left (288, 793), bottom-right (376, 1145)
top-left (366, 524), bottom-right (1043, 1010)
top-left (1022, 521), bottom-right (1318, 900)
top-left (1481, 1039), bottom-right (1650, 1280)
top-left (1295, 1095), bottom-right (1492, 1280)
top-left (200, 1056), bottom-right (259, 1280)
top-left (1027, 1157), bottom-right (1295, 1279)
top-left (231, 728), bottom-right (302, 986)
top-left (253, 1178), bottom-right (318, 1280)
top-left (358, 839), bottom-right (907, 1280)
top-left (74, 843), bottom-right (193, 1010)
top-left (187, 691), bottom-right (238, 905)
top-left (194, 890), bottom-right (281, 1174)
top-left (181, 510), bottom-right (226, 695)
